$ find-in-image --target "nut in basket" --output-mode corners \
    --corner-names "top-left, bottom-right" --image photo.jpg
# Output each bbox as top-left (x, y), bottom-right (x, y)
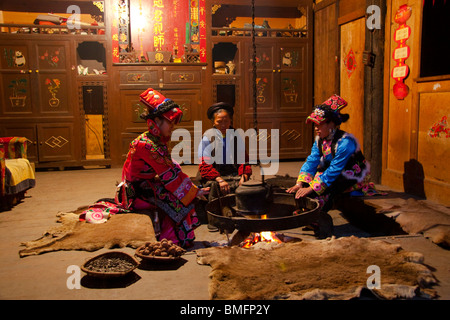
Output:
top-left (135, 238), bottom-right (186, 260)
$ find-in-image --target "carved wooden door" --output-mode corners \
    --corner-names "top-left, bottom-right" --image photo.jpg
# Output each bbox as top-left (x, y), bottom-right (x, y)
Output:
top-left (0, 40), bottom-right (33, 115)
top-left (244, 40), bottom-right (312, 160)
top-left (34, 41), bottom-right (72, 115)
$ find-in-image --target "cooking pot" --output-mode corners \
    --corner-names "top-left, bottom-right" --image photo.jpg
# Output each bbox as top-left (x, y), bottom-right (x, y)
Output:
top-left (234, 180), bottom-right (272, 215)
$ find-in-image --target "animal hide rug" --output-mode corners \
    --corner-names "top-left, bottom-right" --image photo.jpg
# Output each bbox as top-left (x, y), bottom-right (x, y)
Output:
top-left (196, 236), bottom-right (437, 300)
top-left (19, 209), bottom-right (156, 257)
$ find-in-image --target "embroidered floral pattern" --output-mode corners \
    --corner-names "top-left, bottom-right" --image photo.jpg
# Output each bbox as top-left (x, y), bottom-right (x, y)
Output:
top-left (297, 172), bottom-right (313, 184)
top-left (322, 94), bottom-right (347, 110)
top-left (173, 176), bottom-right (194, 201)
top-left (314, 108), bottom-right (325, 117)
top-left (322, 140), bottom-right (332, 157)
top-left (341, 156), bottom-right (369, 183)
top-left (80, 200), bottom-right (131, 223)
top-left (311, 174), bottom-right (327, 195)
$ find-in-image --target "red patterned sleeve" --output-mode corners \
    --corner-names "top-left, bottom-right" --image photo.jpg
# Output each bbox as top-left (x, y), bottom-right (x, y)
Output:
top-left (238, 164), bottom-right (252, 176)
top-left (238, 149), bottom-right (252, 177)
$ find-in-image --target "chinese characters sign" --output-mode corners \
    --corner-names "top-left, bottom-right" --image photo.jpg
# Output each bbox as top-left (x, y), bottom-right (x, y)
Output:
top-left (111, 0), bottom-right (206, 63)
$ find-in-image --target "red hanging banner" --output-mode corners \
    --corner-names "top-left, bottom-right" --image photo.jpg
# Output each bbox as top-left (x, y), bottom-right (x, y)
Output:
top-left (391, 4), bottom-right (412, 100)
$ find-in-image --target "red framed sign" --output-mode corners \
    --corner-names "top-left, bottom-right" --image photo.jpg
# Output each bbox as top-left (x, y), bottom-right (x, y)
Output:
top-left (394, 25), bottom-right (412, 43)
top-left (391, 4), bottom-right (412, 100)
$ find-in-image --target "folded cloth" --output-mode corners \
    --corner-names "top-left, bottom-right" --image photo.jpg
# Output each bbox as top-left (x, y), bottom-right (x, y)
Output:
top-left (80, 200), bottom-right (131, 224)
top-left (4, 158), bottom-right (35, 194)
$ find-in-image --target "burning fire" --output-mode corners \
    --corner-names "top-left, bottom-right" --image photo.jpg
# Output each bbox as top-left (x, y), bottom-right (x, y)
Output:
top-left (240, 215), bottom-right (283, 248)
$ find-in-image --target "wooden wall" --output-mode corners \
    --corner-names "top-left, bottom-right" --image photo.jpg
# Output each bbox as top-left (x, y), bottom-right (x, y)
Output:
top-left (313, 0), bottom-right (339, 105)
top-left (383, 0), bottom-right (450, 205)
top-left (339, 17), bottom-right (365, 151)
top-left (314, 0), bottom-right (367, 151)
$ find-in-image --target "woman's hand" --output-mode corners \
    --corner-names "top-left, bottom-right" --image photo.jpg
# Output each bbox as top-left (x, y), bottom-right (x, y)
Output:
top-left (286, 184), bottom-right (314, 199)
top-left (286, 184), bottom-right (301, 194)
top-left (196, 187), bottom-right (210, 201)
top-left (294, 186), bottom-right (313, 199)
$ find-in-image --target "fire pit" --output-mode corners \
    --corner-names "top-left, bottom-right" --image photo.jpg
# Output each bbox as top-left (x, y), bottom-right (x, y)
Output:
top-left (205, 190), bottom-right (322, 235)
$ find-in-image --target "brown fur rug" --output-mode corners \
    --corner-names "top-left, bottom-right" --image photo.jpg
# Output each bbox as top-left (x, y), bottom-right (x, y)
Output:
top-left (196, 236), bottom-right (438, 300)
top-left (19, 209), bottom-right (156, 258)
top-left (371, 198), bottom-right (450, 249)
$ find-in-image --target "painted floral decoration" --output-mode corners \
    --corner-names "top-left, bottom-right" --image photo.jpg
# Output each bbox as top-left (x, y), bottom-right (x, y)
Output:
top-left (45, 78), bottom-right (61, 107)
top-left (40, 49), bottom-right (61, 67)
top-left (46, 78), bottom-right (60, 95)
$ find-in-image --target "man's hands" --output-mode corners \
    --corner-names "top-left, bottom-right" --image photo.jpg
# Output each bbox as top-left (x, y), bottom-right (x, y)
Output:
top-left (216, 177), bottom-right (230, 194)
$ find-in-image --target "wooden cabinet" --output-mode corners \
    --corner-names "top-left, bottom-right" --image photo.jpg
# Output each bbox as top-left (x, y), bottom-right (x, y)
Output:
top-left (0, 38), bottom-right (78, 167)
top-left (1, 122), bottom-right (75, 163)
top-left (0, 34), bottom-right (111, 168)
top-left (209, 1), bottom-right (314, 159)
top-left (243, 40), bottom-right (312, 159)
top-left (0, 39), bottom-right (73, 116)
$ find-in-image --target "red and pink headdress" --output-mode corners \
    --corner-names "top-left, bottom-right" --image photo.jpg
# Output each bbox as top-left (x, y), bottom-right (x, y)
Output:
top-left (139, 88), bottom-right (183, 124)
top-left (306, 94), bottom-right (348, 125)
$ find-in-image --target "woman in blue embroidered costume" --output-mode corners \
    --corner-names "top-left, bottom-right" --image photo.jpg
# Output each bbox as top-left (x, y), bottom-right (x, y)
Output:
top-left (287, 94), bottom-right (379, 213)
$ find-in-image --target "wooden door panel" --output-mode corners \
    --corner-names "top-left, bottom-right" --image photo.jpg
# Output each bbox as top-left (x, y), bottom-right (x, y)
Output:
top-left (280, 44), bottom-right (305, 71)
top-left (251, 45), bottom-right (275, 70)
top-left (1, 73), bottom-right (33, 114)
top-left (37, 72), bottom-right (70, 114)
top-left (160, 89), bottom-right (201, 129)
top-left (250, 71), bottom-right (277, 113)
top-left (37, 123), bottom-right (74, 162)
top-left (243, 118), bottom-right (276, 163)
top-left (279, 120), bottom-right (310, 158)
top-left (279, 71), bottom-right (307, 112)
top-left (119, 90), bottom-right (148, 134)
top-left (35, 42), bottom-right (72, 115)
top-left (36, 44), bottom-right (67, 71)
top-left (340, 18), bottom-right (365, 150)
top-left (0, 44), bottom-right (30, 70)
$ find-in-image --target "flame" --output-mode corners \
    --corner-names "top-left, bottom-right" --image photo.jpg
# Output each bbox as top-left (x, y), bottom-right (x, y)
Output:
top-left (240, 214), bottom-right (283, 248)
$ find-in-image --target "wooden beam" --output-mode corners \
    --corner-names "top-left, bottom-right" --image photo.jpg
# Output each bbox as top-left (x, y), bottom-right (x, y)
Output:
top-left (0, 0), bottom-right (103, 14)
top-left (363, 0), bottom-right (386, 183)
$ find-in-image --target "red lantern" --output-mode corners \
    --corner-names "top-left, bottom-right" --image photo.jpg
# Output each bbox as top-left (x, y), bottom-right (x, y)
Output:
top-left (393, 81), bottom-right (409, 100)
top-left (394, 4), bottom-right (412, 24)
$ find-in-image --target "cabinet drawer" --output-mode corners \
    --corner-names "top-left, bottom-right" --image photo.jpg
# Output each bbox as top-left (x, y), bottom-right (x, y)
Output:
top-left (119, 70), bottom-right (158, 85)
top-left (163, 70), bottom-right (201, 84)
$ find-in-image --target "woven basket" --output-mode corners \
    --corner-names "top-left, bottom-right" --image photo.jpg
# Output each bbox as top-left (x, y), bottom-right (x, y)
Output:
top-left (81, 251), bottom-right (140, 278)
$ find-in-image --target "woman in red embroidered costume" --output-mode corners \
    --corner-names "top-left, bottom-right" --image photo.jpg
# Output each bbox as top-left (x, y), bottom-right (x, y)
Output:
top-left (116, 88), bottom-right (209, 248)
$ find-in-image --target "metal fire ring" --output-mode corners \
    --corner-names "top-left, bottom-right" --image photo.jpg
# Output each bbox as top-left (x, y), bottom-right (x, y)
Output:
top-left (205, 193), bottom-right (321, 233)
